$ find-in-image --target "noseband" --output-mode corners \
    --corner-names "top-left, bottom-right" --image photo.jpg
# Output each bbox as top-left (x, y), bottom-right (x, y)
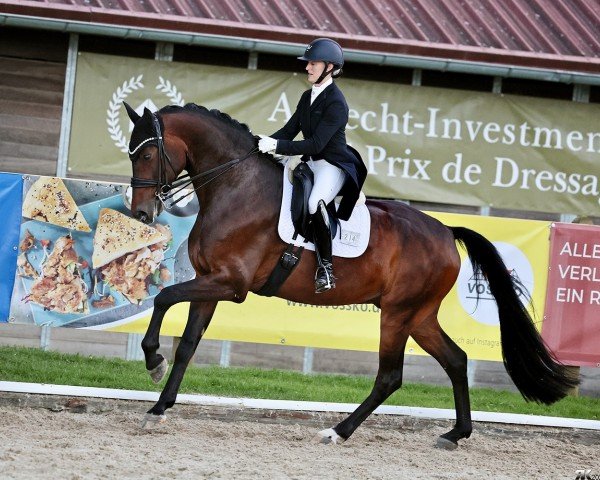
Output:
top-left (130, 113), bottom-right (258, 210)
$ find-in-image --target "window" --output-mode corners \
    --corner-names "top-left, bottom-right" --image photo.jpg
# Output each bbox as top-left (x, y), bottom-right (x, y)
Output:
top-left (0, 27), bottom-right (67, 62)
top-left (173, 44), bottom-right (248, 68)
top-left (343, 63), bottom-right (412, 85)
top-left (421, 70), bottom-right (494, 92)
top-left (501, 77), bottom-right (573, 100)
top-left (79, 35), bottom-right (155, 59)
top-left (590, 85), bottom-right (600, 104)
top-left (256, 52), bottom-right (303, 72)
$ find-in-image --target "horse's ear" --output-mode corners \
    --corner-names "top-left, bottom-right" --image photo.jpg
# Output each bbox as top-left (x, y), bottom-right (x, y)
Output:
top-left (123, 102), bottom-right (141, 123)
top-left (143, 107), bottom-right (153, 118)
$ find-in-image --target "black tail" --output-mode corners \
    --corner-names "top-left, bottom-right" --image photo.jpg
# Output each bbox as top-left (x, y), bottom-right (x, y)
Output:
top-left (451, 226), bottom-right (579, 404)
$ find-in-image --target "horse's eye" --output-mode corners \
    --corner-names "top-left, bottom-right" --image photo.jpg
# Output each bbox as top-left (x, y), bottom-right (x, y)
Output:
top-left (143, 153), bottom-right (151, 160)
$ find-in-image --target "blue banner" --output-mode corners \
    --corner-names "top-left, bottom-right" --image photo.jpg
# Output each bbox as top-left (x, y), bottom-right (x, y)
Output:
top-left (0, 173), bottom-right (23, 322)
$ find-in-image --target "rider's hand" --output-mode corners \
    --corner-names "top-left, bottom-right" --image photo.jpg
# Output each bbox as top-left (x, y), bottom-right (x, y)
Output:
top-left (258, 136), bottom-right (278, 154)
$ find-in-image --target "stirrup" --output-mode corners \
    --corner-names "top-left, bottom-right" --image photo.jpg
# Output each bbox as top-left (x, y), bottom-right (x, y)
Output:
top-left (315, 264), bottom-right (335, 293)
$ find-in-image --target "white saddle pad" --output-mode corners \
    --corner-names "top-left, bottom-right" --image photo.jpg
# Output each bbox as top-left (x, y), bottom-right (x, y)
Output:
top-left (277, 162), bottom-right (371, 258)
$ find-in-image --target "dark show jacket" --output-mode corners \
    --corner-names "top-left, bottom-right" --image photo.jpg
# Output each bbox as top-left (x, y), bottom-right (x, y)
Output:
top-left (271, 82), bottom-right (367, 221)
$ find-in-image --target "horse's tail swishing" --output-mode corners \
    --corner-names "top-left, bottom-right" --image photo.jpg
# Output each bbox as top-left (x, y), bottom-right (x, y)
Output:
top-left (451, 226), bottom-right (579, 405)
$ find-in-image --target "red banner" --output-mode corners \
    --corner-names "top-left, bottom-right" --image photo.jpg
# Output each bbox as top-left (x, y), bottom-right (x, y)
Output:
top-left (542, 223), bottom-right (600, 367)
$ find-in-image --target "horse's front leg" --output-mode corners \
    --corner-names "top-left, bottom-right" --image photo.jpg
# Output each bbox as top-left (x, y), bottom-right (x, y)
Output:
top-left (142, 300), bottom-right (217, 427)
top-left (141, 274), bottom-right (238, 380)
top-left (141, 304), bottom-right (170, 382)
top-left (140, 275), bottom-right (240, 427)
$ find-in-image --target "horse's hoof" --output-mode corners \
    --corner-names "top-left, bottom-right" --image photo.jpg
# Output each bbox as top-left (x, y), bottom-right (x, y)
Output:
top-left (436, 436), bottom-right (458, 450)
top-left (148, 358), bottom-right (168, 384)
top-left (315, 428), bottom-right (345, 445)
top-left (140, 413), bottom-right (167, 429)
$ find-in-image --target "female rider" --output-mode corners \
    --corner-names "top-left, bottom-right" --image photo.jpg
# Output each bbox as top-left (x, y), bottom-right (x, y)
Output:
top-left (258, 38), bottom-right (367, 293)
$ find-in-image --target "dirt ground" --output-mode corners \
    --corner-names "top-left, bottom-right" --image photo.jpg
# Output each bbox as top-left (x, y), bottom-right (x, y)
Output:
top-left (0, 395), bottom-right (598, 480)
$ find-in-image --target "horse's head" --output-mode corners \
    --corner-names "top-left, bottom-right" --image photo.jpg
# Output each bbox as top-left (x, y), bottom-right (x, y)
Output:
top-left (124, 102), bottom-right (186, 224)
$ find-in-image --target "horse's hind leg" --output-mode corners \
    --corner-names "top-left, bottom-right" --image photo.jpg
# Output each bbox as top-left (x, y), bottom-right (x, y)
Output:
top-left (142, 300), bottom-right (217, 427)
top-left (317, 307), bottom-right (411, 444)
top-left (411, 317), bottom-right (472, 449)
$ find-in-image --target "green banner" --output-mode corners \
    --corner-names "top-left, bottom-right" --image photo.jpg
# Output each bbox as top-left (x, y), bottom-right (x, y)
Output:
top-left (69, 52), bottom-right (600, 214)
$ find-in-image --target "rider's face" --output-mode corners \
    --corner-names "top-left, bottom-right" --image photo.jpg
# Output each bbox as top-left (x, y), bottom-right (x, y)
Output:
top-left (306, 61), bottom-right (332, 85)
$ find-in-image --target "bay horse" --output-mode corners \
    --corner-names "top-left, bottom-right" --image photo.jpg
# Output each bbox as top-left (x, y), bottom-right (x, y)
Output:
top-left (124, 103), bottom-right (577, 449)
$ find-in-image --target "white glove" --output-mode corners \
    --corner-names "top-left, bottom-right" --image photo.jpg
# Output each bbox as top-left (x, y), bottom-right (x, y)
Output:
top-left (258, 136), bottom-right (278, 154)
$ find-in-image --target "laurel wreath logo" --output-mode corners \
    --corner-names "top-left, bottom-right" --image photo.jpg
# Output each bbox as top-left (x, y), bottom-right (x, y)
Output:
top-left (107, 75), bottom-right (144, 153)
top-left (107, 75), bottom-right (185, 153)
top-left (156, 76), bottom-right (184, 106)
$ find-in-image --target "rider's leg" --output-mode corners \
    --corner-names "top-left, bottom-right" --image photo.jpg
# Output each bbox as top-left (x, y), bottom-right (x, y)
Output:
top-left (313, 199), bottom-right (334, 292)
top-left (307, 159), bottom-right (345, 215)
top-left (307, 160), bottom-right (345, 293)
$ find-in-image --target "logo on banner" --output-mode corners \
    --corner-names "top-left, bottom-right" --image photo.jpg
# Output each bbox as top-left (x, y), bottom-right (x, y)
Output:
top-left (457, 242), bottom-right (534, 326)
top-left (106, 75), bottom-right (185, 152)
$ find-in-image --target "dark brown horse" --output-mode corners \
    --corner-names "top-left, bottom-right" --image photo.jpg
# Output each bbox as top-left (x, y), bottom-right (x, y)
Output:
top-left (124, 103), bottom-right (577, 449)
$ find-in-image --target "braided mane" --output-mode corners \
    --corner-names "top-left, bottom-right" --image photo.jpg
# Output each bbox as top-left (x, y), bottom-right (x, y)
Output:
top-left (158, 103), bottom-right (253, 137)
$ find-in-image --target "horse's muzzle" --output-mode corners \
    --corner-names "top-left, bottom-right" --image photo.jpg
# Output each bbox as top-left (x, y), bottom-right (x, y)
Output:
top-left (135, 210), bottom-right (151, 224)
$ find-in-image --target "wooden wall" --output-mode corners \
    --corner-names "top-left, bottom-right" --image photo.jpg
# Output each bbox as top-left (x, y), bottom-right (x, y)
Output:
top-left (0, 28), bottom-right (68, 176)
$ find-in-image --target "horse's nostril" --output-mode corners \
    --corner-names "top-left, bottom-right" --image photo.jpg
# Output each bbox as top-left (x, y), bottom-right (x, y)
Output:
top-left (135, 211), bottom-right (150, 224)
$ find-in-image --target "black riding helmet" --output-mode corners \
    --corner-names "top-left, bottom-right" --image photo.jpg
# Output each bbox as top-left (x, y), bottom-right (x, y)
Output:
top-left (298, 38), bottom-right (344, 82)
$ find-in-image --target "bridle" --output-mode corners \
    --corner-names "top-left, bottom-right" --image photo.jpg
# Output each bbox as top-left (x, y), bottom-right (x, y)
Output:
top-left (130, 113), bottom-right (258, 211)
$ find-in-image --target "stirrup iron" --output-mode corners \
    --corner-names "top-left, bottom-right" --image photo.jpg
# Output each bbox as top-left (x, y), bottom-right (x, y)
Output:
top-left (315, 262), bottom-right (335, 293)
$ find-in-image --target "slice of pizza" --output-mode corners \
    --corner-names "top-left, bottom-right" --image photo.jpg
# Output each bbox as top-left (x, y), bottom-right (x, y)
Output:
top-left (17, 252), bottom-right (38, 279)
top-left (23, 177), bottom-right (91, 232)
top-left (93, 208), bottom-right (172, 304)
top-left (24, 236), bottom-right (89, 314)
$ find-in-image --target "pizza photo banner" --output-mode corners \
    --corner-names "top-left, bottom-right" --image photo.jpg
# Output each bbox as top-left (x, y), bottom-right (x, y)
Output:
top-left (5, 175), bottom-right (552, 362)
top-left (7, 175), bottom-right (196, 328)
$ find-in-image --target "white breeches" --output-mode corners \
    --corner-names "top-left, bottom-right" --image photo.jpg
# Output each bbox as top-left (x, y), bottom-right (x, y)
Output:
top-left (306, 159), bottom-right (346, 214)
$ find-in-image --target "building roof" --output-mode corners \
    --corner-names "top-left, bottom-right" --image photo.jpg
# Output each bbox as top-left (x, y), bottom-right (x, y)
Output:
top-left (1, 0), bottom-right (599, 77)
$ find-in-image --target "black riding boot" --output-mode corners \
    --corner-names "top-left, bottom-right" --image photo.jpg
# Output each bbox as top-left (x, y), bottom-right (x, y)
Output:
top-left (312, 200), bottom-right (335, 293)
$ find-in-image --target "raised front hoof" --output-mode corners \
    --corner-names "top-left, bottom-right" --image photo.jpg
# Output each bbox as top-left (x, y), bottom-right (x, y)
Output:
top-left (315, 428), bottom-right (345, 445)
top-left (435, 436), bottom-right (459, 450)
top-left (148, 357), bottom-right (168, 384)
top-left (140, 413), bottom-right (167, 429)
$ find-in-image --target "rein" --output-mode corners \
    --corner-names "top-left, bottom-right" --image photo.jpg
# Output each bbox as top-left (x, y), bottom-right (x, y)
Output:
top-left (130, 113), bottom-right (258, 210)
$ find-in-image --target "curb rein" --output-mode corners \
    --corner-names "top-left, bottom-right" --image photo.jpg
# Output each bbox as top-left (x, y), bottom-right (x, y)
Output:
top-left (130, 113), bottom-right (258, 210)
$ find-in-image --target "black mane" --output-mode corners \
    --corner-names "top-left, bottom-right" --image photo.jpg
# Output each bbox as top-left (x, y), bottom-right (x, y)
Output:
top-left (158, 103), bottom-right (253, 138)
